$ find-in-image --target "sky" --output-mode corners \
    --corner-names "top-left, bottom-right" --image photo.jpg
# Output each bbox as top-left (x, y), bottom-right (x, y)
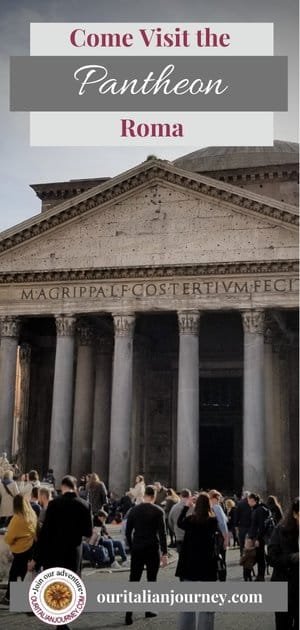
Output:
top-left (0, 0), bottom-right (298, 231)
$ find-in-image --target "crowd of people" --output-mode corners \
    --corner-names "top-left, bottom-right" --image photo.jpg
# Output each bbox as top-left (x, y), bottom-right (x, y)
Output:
top-left (0, 461), bottom-right (298, 630)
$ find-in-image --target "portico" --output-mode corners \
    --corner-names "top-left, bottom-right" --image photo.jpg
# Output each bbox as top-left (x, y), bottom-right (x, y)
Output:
top-left (0, 149), bottom-right (298, 501)
top-left (0, 299), bottom-right (298, 500)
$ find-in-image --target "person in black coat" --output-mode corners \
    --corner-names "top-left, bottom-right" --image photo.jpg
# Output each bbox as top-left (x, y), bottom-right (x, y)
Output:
top-left (125, 485), bottom-right (168, 625)
top-left (175, 492), bottom-right (220, 630)
top-left (234, 492), bottom-right (252, 556)
top-left (247, 493), bottom-right (271, 580)
top-left (28, 475), bottom-right (92, 630)
top-left (268, 497), bottom-right (299, 630)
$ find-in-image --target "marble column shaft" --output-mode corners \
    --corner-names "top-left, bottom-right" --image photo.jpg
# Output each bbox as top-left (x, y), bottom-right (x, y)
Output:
top-left (264, 329), bottom-right (275, 494)
top-left (109, 314), bottom-right (135, 496)
top-left (16, 343), bottom-right (31, 470)
top-left (271, 345), bottom-right (282, 498)
top-left (72, 324), bottom-right (95, 477)
top-left (242, 310), bottom-right (266, 494)
top-left (278, 350), bottom-right (290, 502)
top-left (48, 315), bottom-right (76, 484)
top-left (91, 338), bottom-right (113, 483)
top-left (0, 317), bottom-right (20, 457)
top-left (177, 311), bottom-right (200, 491)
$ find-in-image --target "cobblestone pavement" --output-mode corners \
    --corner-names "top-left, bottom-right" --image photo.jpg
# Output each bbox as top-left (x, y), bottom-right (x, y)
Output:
top-left (0, 548), bottom-right (275, 629)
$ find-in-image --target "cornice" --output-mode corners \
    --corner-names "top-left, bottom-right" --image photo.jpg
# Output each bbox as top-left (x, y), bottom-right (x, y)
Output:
top-left (210, 166), bottom-right (299, 185)
top-left (0, 260), bottom-right (298, 284)
top-left (0, 161), bottom-right (298, 256)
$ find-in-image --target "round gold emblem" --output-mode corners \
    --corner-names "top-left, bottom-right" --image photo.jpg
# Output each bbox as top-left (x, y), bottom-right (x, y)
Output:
top-left (43, 581), bottom-right (73, 610)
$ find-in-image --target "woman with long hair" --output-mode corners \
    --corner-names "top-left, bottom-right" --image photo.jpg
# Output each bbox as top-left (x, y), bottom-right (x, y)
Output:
top-left (225, 498), bottom-right (238, 547)
top-left (266, 495), bottom-right (283, 525)
top-left (175, 491), bottom-right (220, 630)
top-left (268, 497), bottom-right (299, 630)
top-left (2, 494), bottom-right (37, 604)
top-left (165, 488), bottom-right (180, 547)
top-left (86, 473), bottom-right (107, 515)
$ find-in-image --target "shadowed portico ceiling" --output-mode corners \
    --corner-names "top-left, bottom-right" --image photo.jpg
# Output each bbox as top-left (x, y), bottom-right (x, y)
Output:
top-left (0, 158), bottom-right (298, 257)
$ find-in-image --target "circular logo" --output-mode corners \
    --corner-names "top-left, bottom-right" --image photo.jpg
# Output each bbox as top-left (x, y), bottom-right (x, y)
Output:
top-left (29, 568), bottom-right (86, 626)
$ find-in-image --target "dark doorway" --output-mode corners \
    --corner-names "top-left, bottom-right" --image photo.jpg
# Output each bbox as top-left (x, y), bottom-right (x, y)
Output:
top-left (199, 425), bottom-right (234, 491)
top-left (199, 375), bottom-right (243, 493)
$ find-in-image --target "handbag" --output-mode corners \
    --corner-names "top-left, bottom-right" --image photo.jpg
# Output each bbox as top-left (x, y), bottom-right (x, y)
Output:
top-left (214, 531), bottom-right (227, 581)
top-left (216, 553), bottom-right (227, 581)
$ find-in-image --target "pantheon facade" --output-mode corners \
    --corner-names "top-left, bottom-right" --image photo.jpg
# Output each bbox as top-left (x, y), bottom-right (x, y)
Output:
top-left (0, 141), bottom-right (298, 501)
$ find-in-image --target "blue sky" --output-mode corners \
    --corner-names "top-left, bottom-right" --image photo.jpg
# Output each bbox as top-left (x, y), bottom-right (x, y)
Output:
top-left (0, 0), bottom-right (298, 231)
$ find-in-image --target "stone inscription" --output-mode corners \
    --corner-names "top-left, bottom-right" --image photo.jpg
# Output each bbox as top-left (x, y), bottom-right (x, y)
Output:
top-left (20, 277), bottom-right (298, 301)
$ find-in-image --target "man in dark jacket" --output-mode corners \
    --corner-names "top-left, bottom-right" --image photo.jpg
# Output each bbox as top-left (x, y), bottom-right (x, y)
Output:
top-left (247, 492), bottom-right (271, 581)
top-left (268, 497), bottom-right (299, 630)
top-left (235, 491), bottom-right (252, 556)
top-left (28, 475), bottom-right (92, 630)
top-left (125, 485), bottom-right (168, 625)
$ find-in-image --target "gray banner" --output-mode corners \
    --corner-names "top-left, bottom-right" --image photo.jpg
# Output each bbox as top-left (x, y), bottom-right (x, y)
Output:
top-left (11, 581), bottom-right (287, 612)
top-left (10, 56), bottom-right (287, 111)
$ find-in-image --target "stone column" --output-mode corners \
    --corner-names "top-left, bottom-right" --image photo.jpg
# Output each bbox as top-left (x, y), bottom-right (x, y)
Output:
top-left (48, 315), bottom-right (76, 484)
top-left (0, 316), bottom-right (20, 457)
top-left (109, 314), bottom-right (135, 496)
top-left (271, 342), bottom-right (283, 499)
top-left (242, 310), bottom-right (266, 494)
top-left (91, 338), bottom-right (113, 484)
top-left (15, 343), bottom-right (31, 471)
top-left (278, 347), bottom-right (290, 503)
top-left (130, 338), bottom-right (148, 483)
top-left (264, 327), bottom-right (275, 494)
top-left (176, 311), bottom-right (200, 491)
top-left (71, 324), bottom-right (95, 478)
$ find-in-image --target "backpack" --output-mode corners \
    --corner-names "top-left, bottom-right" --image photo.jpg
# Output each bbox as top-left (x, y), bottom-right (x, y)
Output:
top-left (262, 507), bottom-right (276, 542)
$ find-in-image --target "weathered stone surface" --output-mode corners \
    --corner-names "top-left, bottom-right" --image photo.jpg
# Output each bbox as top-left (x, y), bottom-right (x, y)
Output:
top-left (0, 183), bottom-right (298, 274)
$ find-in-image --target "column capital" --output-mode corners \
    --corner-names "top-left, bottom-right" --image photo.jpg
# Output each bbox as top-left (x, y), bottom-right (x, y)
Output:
top-left (112, 313), bottom-right (135, 338)
top-left (177, 311), bottom-right (200, 335)
top-left (241, 310), bottom-right (265, 334)
top-left (0, 316), bottom-right (20, 338)
top-left (77, 323), bottom-right (94, 346)
top-left (55, 315), bottom-right (76, 337)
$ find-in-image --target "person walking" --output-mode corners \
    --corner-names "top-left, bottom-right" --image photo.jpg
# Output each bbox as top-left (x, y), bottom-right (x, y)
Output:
top-left (268, 497), bottom-right (299, 630)
top-left (153, 481), bottom-right (168, 506)
top-left (2, 494), bottom-right (37, 605)
top-left (175, 492), bottom-right (220, 630)
top-left (164, 488), bottom-right (180, 547)
top-left (18, 470), bottom-right (40, 501)
top-left (28, 475), bottom-right (92, 630)
top-left (208, 490), bottom-right (229, 564)
top-left (235, 491), bottom-right (252, 559)
top-left (225, 499), bottom-right (238, 547)
top-left (247, 492), bottom-right (271, 581)
top-left (38, 486), bottom-right (52, 526)
top-left (168, 489), bottom-right (192, 553)
top-left (86, 473), bottom-right (107, 515)
top-left (125, 485), bottom-right (168, 625)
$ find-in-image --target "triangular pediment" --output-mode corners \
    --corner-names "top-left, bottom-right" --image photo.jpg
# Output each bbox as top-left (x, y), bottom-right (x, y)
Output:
top-left (0, 159), bottom-right (298, 277)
